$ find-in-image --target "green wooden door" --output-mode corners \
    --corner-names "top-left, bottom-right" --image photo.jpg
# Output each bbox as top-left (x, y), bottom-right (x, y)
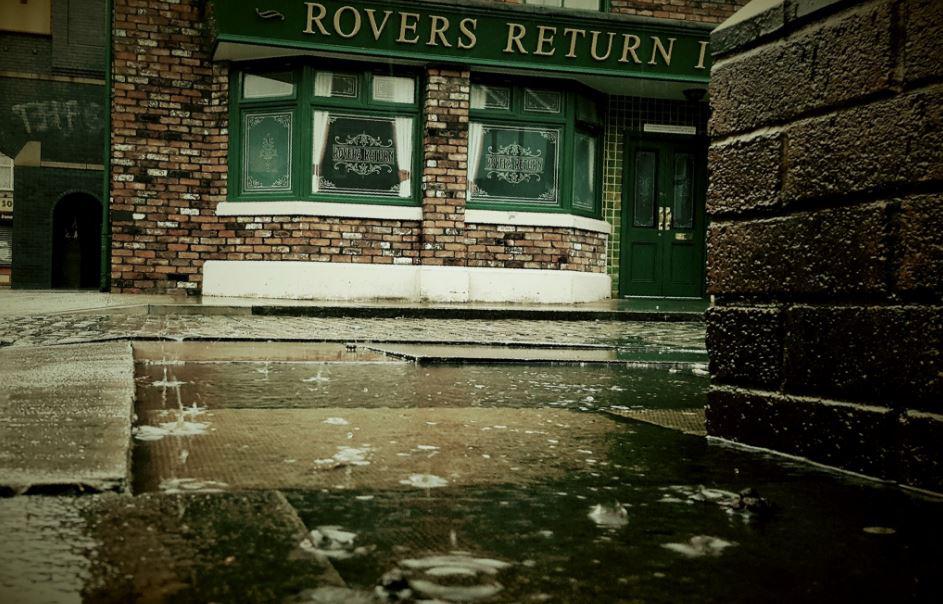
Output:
top-left (619, 137), bottom-right (706, 298)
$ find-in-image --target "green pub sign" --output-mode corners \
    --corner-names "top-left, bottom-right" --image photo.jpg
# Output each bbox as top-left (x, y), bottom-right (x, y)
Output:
top-left (211, 0), bottom-right (712, 83)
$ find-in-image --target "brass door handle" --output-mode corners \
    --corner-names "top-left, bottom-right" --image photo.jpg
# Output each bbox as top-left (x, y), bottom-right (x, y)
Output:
top-left (658, 207), bottom-right (665, 231)
top-left (665, 207), bottom-right (672, 230)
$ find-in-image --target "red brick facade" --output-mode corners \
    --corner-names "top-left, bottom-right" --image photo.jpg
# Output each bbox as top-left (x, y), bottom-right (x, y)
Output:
top-left (107, 0), bottom-right (744, 295)
top-left (610, 1), bottom-right (745, 24)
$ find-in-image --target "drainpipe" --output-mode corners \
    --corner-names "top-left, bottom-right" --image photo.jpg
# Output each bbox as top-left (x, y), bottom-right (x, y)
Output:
top-left (99, 0), bottom-right (113, 292)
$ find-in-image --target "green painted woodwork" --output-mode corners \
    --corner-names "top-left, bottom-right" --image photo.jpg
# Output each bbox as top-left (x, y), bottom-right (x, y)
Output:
top-left (619, 136), bottom-right (705, 298)
top-left (209, 0), bottom-right (712, 83)
top-left (229, 63), bottom-right (421, 205)
top-left (468, 81), bottom-right (602, 217)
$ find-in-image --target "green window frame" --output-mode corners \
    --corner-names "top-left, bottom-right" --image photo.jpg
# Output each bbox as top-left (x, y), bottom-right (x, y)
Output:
top-left (468, 80), bottom-right (603, 218)
top-left (229, 62), bottom-right (422, 206)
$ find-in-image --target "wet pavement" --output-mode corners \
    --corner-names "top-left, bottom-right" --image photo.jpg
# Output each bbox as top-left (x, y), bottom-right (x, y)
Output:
top-left (0, 341), bottom-right (134, 495)
top-left (1, 298), bottom-right (942, 602)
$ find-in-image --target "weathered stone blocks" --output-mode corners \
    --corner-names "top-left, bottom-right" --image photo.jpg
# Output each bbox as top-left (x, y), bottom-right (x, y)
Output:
top-left (708, 203), bottom-right (888, 297)
top-left (902, 0), bottom-right (943, 84)
top-left (783, 305), bottom-right (943, 410)
top-left (710, 0), bottom-right (894, 136)
top-left (897, 194), bottom-right (943, 297)
top-left (707, 132), bottom-right (783, 216)
top-left (706, 306), bottom-right (783, 389)
top-left (707, 387), bottom-right (896, 477)
top-left (783, 87), bottom-right (943, 203)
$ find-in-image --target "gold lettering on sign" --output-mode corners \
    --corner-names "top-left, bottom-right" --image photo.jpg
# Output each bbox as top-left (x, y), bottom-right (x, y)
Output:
top-left (534, 25), bottom-right (556, 56)
top-left (619, 34), bottom-right (641, 64)
top-left (397, 12), bottom-right (421, 44)
top-left (333, 5), bottom-right (361, 39)
top-left (504, 23), bottom-right (528, 54)
top-left (303, 2), bottom-right (330, 36)
top-left (589, 31), bottom-right (615, 61)
top-left (563, 28), bottom-right (585, 58)
top-left (695, 40), bottom-right (709, 69)
top-left (649, 36), bottom-right (675, 66)
top-left (458, 18), bottom-right (477, 49)
top-left (428, 15), bottom-right (452, 47)
top-left (364, 9), bottom-right (393, 40)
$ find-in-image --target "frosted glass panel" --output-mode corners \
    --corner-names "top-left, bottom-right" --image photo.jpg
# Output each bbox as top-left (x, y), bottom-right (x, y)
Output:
top-left (242, 72), bottom-right (294, 99)
top-left (373, 76), bottom-right (415, 104)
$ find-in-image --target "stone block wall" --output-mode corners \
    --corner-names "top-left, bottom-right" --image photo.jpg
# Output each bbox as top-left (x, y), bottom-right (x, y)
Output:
top-left (706, 0), bottom-right (943, 492)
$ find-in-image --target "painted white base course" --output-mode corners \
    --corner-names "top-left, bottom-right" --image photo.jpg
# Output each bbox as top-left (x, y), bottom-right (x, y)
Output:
top-left (203, 261), bottom-right (611, 304)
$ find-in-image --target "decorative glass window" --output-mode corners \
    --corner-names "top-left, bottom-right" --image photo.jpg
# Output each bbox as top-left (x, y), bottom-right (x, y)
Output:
top-left (469, 125), bottom-right (560, 205)
top-left (471, 85), bottom-right (511, 111)
top-left (523, 89), bottom-right (562, 114)
top-left (242, 111), bottom-right (293, 193)
top-left (0, 154), bottom-right (13, 192)
top-left (469, 81), bottom-right (601, 217)
top-left (571, 131), bottom-right (597, 212)
top-left (233, 65), bottom-right (420, 203)
top-left (312, 113), bottom-right (414, 198)
top-left (242, 72), bottom-right (294, 99)
top-left (633, 151), bottom-right (657, 228)
top-left (0, 224), bottom-right (11, 266)
top-left (314, 71), bottom-right (359, 99)
top-left (672, 153), bottom-right (694, 229)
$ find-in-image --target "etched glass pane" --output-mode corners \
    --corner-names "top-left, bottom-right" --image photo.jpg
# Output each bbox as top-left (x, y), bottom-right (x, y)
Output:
top-left (373, 75), bottom-right (415, 104)
top-left (633, 151), bottom-right (656, 228)
top-left (672, 153), bottom-right (694, 229)
top-left (523, 89), bottom-right (562, 114)
top-left (242, 72), bottom-right (294, 99)
top-left (469, 124), bottom-right (560, 205)
top-left (572, 132), bottom-right (596, 212)
top-left (312, 112), bottom-right (413, 198)
top-left (314, 71), bottom-right (359, 99)
top-left (470, 84), bottom-right (511, 110)
top-left (564, 0), bottom-right (601, 9)
top-left (242, 111), bottom-right (293, 193)
top-left (0, 224), bottom-right (11, 265)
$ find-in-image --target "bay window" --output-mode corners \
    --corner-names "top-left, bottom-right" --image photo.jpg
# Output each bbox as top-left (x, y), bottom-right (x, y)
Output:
top-left (231, 63), bottom-right (420, 205)
top-left (468, 81), bottom-right (602, 217)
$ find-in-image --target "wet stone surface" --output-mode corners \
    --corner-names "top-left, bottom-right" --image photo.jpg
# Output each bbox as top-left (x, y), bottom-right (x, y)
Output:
top-left (0, 341), bottom-right (135, 494)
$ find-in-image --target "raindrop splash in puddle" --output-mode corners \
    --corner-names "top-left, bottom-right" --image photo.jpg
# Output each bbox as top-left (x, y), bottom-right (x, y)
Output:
top-left (588, 503), bottom-right (629, 528)
top-left (399, 474), bottom-right (449, 489)
top-left (662, 535), bottom-right (737, 558)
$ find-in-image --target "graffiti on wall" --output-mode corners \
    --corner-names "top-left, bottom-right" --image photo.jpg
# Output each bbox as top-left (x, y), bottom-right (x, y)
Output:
top-left (11, 100), bottom-right (103, 135)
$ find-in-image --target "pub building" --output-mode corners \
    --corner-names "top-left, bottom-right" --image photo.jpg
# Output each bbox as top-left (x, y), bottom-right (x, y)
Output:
top-left (107, 0), bottom-right (748, 302)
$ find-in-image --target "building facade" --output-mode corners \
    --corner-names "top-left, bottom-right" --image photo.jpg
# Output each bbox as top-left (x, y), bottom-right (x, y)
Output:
top-left (104, 0), bottom-right (746, 302)
top-left (0, 0), bottom-right (107, 289)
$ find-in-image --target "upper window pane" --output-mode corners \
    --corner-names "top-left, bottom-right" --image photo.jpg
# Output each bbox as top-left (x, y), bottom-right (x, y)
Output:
top-left (572, 132), bottom-right (596, 212)
top-left (523, 89), bottom-right (562, 114)
top-left (0, 0), bottom-right (51, 35)
top-left (471, 85), bottom-right (511, 111)
top-left (242, 72), bottom-right (294, 100)
top-left (242, 111), bottom-right (293, 193)
top-left (373, 75), bottom-right (416, 104)
top-left (312, 112), bottom-right (414, 199)
top-left (314, 72), bottom-right (359, 99)
top-left (468, 124), bottom-right (560, 205)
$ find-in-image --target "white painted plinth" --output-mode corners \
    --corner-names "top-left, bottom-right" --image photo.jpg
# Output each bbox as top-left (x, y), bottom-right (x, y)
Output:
top-left (203, 261), bottom-right (611, 304)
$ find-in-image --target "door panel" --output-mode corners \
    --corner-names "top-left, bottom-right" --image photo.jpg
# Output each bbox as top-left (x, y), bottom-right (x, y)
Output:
top-left (620, 136), bottom-right (706, 298)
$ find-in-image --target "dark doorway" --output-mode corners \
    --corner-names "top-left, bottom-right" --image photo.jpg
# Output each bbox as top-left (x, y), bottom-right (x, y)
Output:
top-left (619, 135), bottom-right (707, 298)
top-left (52, 193), bottom-right (102, 289)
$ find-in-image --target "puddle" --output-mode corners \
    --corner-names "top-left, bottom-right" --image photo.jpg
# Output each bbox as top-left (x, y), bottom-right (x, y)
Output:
top-left (128, 340), bottom-right (943, 602)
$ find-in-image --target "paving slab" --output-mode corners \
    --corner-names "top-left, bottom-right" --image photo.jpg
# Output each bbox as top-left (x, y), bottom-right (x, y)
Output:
top-left (605, 407), bottom-right (707, 435)
top-left (0, 341), bottom-right (135, 494)
top-left (133, 408), bottom-right (623, 493)
top-left (364, 343), bottom-right (707, 366)
top-left (0, 492), bottom-right (343, 604)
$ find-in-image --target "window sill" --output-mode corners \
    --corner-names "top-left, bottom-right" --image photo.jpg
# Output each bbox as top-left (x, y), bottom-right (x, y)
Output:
top-left (465, 209), bottom-right (611, 235)
top-left (216, 201), bottom-right (423, 221)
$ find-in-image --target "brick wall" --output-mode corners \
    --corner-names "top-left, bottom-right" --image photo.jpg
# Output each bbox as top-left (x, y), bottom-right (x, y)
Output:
top-left (109, 1), bottom-right (608, 295)
top-left (466, 224), bottom-right (607, 272)
top-left (422, 67), bottom-right (470, 267)
top-left (610, 0), bottom-right (746, 23)
top-left (706, 0), bottom-right (943, 491)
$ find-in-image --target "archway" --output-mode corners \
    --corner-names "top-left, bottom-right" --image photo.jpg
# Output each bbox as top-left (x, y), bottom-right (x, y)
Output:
top-left (52, 193), bottom-right (102, 289)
